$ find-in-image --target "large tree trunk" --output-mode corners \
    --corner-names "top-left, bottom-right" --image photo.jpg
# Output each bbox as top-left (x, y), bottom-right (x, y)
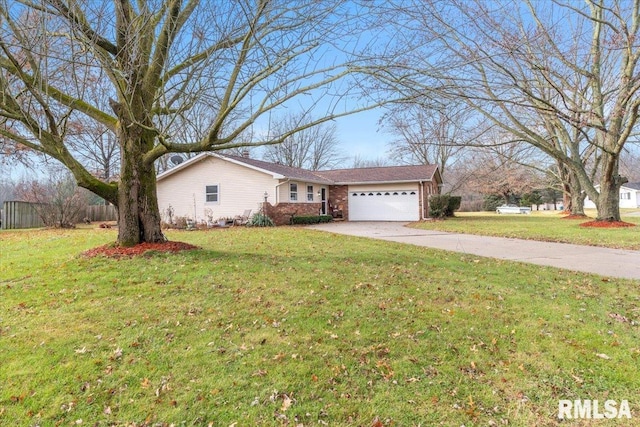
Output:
top-left (567, 170), bottom-right (586, 216)
top-left (116, 119), bottom-right (166, 246)
top-left (117, 157), bottom-right (166, 246)
top-left (562, 183), bottom-right (571, 212)
top-left (595, 156), bottom-right (625, 222)
top-left (596, 176), bottom-right (623, 222)
top-left (570, 190), bottom-right (586, 216)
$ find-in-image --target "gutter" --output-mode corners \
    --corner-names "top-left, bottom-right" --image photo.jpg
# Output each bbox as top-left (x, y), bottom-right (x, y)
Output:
top-left (333, 179), bottom-right (430, 186)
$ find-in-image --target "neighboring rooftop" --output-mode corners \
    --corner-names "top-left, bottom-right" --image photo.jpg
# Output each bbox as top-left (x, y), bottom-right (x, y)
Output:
top-left (624, 182), bottom-right (640, 190)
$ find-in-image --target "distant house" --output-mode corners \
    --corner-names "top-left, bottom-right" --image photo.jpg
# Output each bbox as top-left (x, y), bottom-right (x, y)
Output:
top-left (584, 182), bottom-right (640, 209)
top-left (156, 153), bottom-right (442, 225)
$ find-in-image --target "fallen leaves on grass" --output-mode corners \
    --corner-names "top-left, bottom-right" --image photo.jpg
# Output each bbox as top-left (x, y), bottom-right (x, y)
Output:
top-left (281, 394), bottom-right (293, 411)
top-left (579, 220), bottom-right (635, 228)
top-left (82, 241), bottom-right (199, 258)
top-left (609, 313), bottom-right (630, 323)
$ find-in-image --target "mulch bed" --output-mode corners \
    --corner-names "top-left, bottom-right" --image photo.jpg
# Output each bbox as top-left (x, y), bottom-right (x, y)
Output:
top-left (83, 241), bottom-right (199, 259)
top-left (579, 220), bottom-right (636, 228)
top-left (561, 214), bottom-right (589, 219)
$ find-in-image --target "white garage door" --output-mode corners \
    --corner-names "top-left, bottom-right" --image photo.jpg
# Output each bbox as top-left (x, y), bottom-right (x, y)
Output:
top-left (348, 189), bottom-right (419, 221)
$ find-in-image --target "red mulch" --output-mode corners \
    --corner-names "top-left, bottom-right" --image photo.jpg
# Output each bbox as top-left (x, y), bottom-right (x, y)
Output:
top-left (579, 220), bottom-right (636, 228)
top-left (561, 214), bottom-right (589, 219)
top-left (83, 241), bottom-right (199, 259)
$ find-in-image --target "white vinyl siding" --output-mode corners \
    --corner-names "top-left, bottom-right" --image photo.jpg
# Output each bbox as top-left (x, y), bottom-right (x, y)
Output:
top-left (276, 181), bottom-right (321, 203)
top-left (585, 186), bottom-right (640, 209)
top-left (157, 156), bottom-right (276, 222)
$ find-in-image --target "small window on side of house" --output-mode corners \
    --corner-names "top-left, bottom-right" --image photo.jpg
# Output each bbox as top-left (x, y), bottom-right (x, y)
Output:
top-left (206, 185), bottom-right (219, 203)
top-left (307, 185), bottom-right (314, 202)
top-left (290, 183), bottom-right (298, 201)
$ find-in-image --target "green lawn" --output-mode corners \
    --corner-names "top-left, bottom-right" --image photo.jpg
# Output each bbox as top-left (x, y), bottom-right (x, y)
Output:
top-left (412, 210), bottom-right (640, 250)
top-left (1, 227), bottom-right (639, 426)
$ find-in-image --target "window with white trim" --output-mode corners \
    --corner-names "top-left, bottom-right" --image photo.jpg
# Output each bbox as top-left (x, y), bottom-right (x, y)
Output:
top-left (621, 192), bottom-right (631, 200)
top-left (307, 185), bottom-right (314, 201)
top-left (206, 185), bottom-right (219, 203)
top-left (290, 183), bottom-right (298, 201)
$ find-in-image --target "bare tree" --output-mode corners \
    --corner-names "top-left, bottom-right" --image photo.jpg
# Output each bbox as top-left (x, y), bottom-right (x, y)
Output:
top-left (350, 155), bottom-right (393, 168)
top-left (262, 113), bottom-right (345, 170)
top-left (59, 68), bottom-right (122, 181)
top-left (381, 0), bottom-right (640, 221)
top-left (0, 1), bottom-right (388, 245)
top-left (15, 167), bottom-right (89, 228)
top-left (462, 140), bottom-right (545, 204)
top-left (0, 173), bottom-right (15, 206)
top-left (384, 102), bottom-right (469, 178)
top-left (620, 144), bottom-right (640, 183)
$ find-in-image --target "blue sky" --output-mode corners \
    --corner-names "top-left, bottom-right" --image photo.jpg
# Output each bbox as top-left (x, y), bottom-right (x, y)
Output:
top-left (334, 109), bottom-right (390, 163)
top-left (2, 109), bottom-right (390, 181)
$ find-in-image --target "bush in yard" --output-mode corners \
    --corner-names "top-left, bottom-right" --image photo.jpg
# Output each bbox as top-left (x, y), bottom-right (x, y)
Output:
top-left (429, 195), bottom-right (461, 219)
top-left (248, 213), bottom-right (275, 227)
top-left (291, 215), bottom-right (333, 225)
top-left (15, 168), bottom-right (89, 228)
top-left (520, 191), bottom-right (544, 208)
top-left (446, 196), bottom-right (461, 216)
top-left (429, 195), bottom-right (449, 219)
top-left (483, 194), bottom-right (503, 211)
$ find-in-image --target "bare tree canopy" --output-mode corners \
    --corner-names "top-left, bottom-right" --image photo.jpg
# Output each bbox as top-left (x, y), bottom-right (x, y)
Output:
top-left (350, 154), bottom-right (392, 168)
top-left (262, 113), bottom-right (345, 170)
top-left (380, 0), bottom-right (640, 221)
top-left (0, 0), bottom-right (388, 245)
top-left (384, 102), bottom-right (470, 178)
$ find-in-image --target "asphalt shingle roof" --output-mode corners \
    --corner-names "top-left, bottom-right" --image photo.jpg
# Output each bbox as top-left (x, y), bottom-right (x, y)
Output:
top-left (315, 164), bottom-right (439, 184)
top-left (624, 182), bottom-right (640, 190)
top-left (158, 152), bottom-right (440, 185)
top-left (225, 155), bottom-right (439, 184)
top-left (224, 155), bottom-right (333, 184)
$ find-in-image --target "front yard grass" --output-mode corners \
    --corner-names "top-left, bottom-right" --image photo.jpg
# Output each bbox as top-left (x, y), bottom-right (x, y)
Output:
top-left (412, 210), bottom-right (640, 250)
top-left (1, 227), bottom-right (639, 426)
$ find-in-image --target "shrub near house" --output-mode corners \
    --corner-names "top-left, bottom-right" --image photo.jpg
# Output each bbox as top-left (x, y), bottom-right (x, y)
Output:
top-left (429, 195), bottom-right (461, 218)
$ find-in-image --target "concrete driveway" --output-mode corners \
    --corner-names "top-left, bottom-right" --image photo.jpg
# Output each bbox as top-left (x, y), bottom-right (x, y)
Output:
top-left (307, 221), bottom-right (640, 281)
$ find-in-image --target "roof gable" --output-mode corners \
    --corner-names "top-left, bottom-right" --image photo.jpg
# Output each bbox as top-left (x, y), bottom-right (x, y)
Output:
top-left (157, 153), bottom-right (288, 181)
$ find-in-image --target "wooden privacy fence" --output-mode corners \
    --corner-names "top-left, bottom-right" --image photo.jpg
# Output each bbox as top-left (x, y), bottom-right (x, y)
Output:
top-left (1, 201), bottom-right (117, 229)
top-left (85, 205), bottom-right (117, 222)
top-left (1, 201), bottom-right (44, 230)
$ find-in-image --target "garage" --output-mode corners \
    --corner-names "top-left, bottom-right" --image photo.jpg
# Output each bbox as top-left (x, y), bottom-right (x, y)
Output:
top-left (348, 188), bottom-right (420, 221)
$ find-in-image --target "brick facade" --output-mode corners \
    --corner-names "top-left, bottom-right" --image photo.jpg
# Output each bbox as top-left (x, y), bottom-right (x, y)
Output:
top-left (422, 181), bottom-right (441, 218)
top-left (263, 202), bottom-right (323, 225)
top-left (328, 185), bottom-right (349, 220)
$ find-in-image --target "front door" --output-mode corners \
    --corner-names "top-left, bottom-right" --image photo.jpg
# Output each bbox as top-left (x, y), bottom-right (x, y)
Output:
top-left (321, 188), bottom-right (327, 215)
